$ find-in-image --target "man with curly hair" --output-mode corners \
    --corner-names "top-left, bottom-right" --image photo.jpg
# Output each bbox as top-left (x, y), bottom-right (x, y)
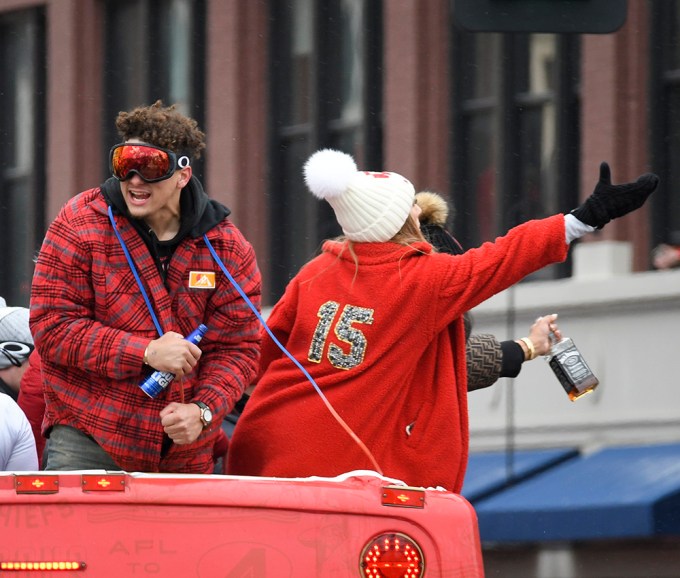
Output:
top-left (30, 101), bottom-right (262, 473)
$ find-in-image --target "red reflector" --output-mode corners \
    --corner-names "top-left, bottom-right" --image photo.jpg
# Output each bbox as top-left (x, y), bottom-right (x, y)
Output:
top-left (360, 532), bottom-right (425, 577)
top-left (81, 474), bottom-right (126, 492)
top-left (0, 561), bottom-right (86, 572)
top-left (381, 486), bottom-right (425, 508)
top-left (14, 475), bottom-right (59, 494)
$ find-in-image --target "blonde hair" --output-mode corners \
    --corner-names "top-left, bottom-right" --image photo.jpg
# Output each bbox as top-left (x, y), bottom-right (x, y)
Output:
top-left (301, 213), bottom-right (427, 289)
top-left (342, 213), bottom-right (427, 281)
top-left (391, 212), bottom-right (427, 245)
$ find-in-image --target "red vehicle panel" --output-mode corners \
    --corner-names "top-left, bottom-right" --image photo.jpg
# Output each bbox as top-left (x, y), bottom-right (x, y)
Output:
top-left (0, 471), bottom-right (484, 577)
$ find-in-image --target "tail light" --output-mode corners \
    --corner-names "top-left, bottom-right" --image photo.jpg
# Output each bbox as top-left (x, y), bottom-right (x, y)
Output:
top-left (0, 561), bottom-right (86, 572)
top-left (360, 532), bottom-right (425, 577)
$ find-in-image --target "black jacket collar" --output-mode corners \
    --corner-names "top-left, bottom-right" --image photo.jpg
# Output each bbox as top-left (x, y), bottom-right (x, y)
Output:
top-left (100, 176), bottom-right (231, 241)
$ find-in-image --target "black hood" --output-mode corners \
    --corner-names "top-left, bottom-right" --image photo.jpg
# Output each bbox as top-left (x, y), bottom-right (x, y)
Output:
top-left (101, 176), bottom-right (231, 239)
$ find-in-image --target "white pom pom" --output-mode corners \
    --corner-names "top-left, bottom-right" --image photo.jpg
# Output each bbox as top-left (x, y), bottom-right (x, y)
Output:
top-left (304, 149), bottom-right (358, 200)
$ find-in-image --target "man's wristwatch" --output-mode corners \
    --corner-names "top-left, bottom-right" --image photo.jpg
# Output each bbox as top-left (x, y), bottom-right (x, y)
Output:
top-left (193, 401), bottom-right (213, 428)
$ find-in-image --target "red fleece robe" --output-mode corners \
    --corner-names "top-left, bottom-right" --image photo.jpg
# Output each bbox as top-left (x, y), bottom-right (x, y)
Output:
top-left (227, 215), bottom-right (568, 491)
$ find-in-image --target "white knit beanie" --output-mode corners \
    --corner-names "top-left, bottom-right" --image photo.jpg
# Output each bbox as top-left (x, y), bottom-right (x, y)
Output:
top-left (304, 149), bottom-right (415, 242)
top-left (0, 297), bottom-right (33, 369)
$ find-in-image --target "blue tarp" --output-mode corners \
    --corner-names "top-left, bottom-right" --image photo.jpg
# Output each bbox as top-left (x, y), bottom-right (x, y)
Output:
top-left (473, 442), bottom-right (680, 543)
top-left (462, 447), bottom-right (579, 502)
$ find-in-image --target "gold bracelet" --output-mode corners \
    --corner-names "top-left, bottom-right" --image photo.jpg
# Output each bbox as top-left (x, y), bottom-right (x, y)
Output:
top-left (143, 346), bottom-right (150, 365)
top-left (519, 337), bottom-right (536, 361)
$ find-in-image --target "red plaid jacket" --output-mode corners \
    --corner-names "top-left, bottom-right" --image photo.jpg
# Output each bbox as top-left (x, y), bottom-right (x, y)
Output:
top-left (30, 187), bottom-right (261, 473)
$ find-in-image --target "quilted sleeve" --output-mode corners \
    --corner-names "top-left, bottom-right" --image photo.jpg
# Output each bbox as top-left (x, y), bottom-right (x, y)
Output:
top-left (466, 333), bottom-right (503, 391)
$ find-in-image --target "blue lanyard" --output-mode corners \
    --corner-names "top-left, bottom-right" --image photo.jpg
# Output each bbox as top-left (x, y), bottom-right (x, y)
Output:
top-left (108, 204), bottom-right (266, 338)
top-left (108, 206), bottom-right (164, 336)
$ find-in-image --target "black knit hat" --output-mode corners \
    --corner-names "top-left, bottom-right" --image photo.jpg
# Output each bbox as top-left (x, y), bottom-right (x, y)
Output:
top-left (420, 224), bottom-right (464, 255)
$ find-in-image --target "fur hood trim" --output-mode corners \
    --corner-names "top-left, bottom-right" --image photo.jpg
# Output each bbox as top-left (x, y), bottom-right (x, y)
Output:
top-left (415, 191), bottom-right (452, 226)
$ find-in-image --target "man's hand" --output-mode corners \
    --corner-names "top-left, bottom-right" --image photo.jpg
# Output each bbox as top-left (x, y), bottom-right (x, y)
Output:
top-left (144, 331), bottom-right (202, 377)
top-left (160, 402), bottom-right (203, 445)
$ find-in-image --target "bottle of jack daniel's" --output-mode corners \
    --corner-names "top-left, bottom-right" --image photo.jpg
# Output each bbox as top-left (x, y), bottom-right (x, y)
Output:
top-left (545, 334), bottom-right (599, 401)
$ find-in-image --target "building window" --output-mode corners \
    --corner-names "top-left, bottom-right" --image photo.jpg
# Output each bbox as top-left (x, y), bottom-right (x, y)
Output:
top-left (451, 30), bottom-right (580, 279)
top-left (0, 9), bottom-right (46, 306)
top-left (650, 2), bottom-right (680, 249)
top-left (268, 0), bottom-right (382, 300)
top-left (103, 0), bottom-right (206, 179)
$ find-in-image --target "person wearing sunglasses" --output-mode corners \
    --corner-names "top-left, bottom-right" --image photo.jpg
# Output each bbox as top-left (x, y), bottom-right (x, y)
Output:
top-left (30, 101), bottom-right (262, 474)
top-left (0, 298), bottom-right (35, 402)
top-left (0, 297), bottom-right (39, 472)
top-left (0, 297), bottom-right (45, 469)
top-left (0, 393), bottom-right (38, 471)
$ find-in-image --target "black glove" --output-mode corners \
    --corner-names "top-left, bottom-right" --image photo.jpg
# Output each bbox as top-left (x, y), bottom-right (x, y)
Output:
top-left (571, 162), bottom-right (659, 229)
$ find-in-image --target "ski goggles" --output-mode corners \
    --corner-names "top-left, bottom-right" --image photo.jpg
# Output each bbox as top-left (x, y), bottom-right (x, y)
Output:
top-left (109, 143), bottom-right (191, 183)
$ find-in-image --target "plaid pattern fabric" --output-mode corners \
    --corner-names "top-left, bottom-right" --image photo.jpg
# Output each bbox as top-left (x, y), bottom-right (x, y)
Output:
top-left (466, 334), bottom-right (503, 391)
top-left (30, 188), bottom-right (261, 473)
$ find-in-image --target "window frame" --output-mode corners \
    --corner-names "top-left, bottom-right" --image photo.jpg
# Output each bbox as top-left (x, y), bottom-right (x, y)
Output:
top-left (102, 0), bottom-right (206, 181)
top-left (267, 0), bottom-right (383, 301)
top-left (649, 3), bottom-right (680, 248)
top-left (0, 8), bottom-right (46, 306)
top-left (451, 29), bottom-right (580, 280)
